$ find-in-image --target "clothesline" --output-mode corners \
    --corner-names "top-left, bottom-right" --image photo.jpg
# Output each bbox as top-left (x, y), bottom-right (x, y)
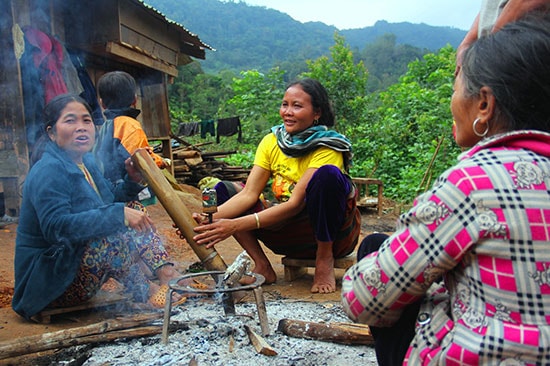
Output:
top-left (177, 116), bottom-right (242, 143)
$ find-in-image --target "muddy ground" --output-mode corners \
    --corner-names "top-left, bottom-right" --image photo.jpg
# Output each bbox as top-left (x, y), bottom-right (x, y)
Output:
top-left (0, 185), bottom-right (399, 365)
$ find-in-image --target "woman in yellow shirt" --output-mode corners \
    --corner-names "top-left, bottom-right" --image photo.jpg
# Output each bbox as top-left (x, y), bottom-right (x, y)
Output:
top-left (193, 78), bottom-right (360, 293)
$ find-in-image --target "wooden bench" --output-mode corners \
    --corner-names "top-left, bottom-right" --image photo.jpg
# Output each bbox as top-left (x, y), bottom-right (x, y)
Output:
top-left (281, 254), bottom-right (356, 281)
top-left (352, 177), bottom-right (384, 217)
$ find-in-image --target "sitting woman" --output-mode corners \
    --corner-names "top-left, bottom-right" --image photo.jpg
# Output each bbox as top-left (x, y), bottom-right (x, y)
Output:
top-left (193, 78), bottom-right (361, 294)
top-left (342, 13), bottom-right (550, 365)
top-left (12, 94), bottom-right (183, 321)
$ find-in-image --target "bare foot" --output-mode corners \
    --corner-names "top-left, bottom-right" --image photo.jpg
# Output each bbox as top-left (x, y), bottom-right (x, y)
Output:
top-left (239, 265), bottom-right (277, 285)
top-left (310, 257), bottom-right (336, 293)
top-left (156, 264), bottom-right (183, 285)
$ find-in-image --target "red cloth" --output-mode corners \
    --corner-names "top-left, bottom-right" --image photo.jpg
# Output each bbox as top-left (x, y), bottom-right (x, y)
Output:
top-left (24, 28), bottom-right (68, 103)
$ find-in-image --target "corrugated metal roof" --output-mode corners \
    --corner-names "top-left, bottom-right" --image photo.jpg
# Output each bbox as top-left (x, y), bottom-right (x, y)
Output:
top-left (136, 0), bottom-right (215, 58)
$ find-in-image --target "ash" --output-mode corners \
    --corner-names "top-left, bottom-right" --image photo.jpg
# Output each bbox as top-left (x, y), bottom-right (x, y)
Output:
top-left (82, 294), bottom-right (377, 366)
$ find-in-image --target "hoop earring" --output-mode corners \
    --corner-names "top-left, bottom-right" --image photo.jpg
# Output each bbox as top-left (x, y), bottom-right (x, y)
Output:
top-left (313, 119), bottom-right (319, 126)
top-left (472, 118), bottom-right (489, 137)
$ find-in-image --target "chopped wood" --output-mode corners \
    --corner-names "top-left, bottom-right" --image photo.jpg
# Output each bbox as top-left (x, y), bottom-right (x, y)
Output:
top-left (184, 157), bottom-right (203, 167)
top-left (0, 313), bottom-right (165, 360)
top-left (244, 325), bottom-right (277, 356)
top-left (175, 150), bottom-right (201, 159)
top-left (200, 151), bottom-right (237, 158)
top-left (228, 334), bottom-right (235, 353)
top-left (174, 165), bottom-right (190, 172)
top-left (167, 136), bottom-right (250, 186)
top-left (277, 319), bottom-right (374, 345)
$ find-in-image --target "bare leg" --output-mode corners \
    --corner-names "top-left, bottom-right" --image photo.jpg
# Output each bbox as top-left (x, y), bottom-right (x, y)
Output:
top-left (310, 241), bottom-right (336, 293)
top-left (233, 230), bottom-right (277, 284)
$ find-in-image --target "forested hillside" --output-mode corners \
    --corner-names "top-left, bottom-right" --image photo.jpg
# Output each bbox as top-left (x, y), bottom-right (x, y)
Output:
top-left (144, 0), bottom-right (466, 76)
top-left (141, 0), bottom-right (464, 203)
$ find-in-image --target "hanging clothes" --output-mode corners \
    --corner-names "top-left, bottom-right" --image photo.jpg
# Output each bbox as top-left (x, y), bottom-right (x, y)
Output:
top-left (200, 119), bottom-right (216, 138)
top-left (20, 27), bottom-right (85, 146)
top-left (69, 53), bottom-right (104, 125)
top-left (216, 116), bottom-right (242, 143)
top-left (178, 122), bottom-right (200, 136)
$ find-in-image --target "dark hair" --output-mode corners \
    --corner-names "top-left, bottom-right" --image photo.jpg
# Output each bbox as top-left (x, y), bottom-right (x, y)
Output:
top-left (461, 13), bottom-right (550, 132)
top-left (286, 78), bottom-right (335, 127)
top-left (30, 94), bottom-right (93, 165)
top-left (97, 71), bottom-right (137, 109)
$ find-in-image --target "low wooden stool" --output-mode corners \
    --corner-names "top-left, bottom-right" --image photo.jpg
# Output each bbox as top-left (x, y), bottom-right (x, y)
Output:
top-left (281, 254), bottom-right (356, 281)
top-left (352, 177), bottom-right (384, 216)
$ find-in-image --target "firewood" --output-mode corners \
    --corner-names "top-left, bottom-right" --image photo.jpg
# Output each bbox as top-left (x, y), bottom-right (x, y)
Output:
top-left (0, 313), bottom-right (165, 360)
top-left (201, 150), bottom-right (237, 158)
top-left (244, 325), bottom-right (277, 356)
top-left (175, 150), bottom-right (201, 159)
top-left (277, 319), bottom-right (374, 345)
top-left (174, 164), bottom-right (191, 172)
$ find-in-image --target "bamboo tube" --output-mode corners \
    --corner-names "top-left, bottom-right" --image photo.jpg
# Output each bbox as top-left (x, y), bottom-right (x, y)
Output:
top-left (132, 149), bottom-right (227, 271)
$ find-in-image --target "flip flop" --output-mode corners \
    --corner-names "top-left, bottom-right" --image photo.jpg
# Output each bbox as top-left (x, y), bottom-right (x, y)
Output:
top-left (149, 284), bottom-right (187, 308)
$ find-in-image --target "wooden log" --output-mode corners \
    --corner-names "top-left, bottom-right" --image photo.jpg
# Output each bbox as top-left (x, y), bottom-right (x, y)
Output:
top-left (201, 150), bottom-right (237, 158)
top-left (174, 164), bottom-right (191, 173)
top-left (244, 325), bottom-right (277, 356)
top-left (0, 313), bottom-right (163, 360)
top-left (277, 319), bottom-right (374, 345)
top-left (175, 150), bottom-right (201, 159)
top-left (184, 157), bottom-right (203, 167)
top-left (132, 149), bottom-right (227, 271)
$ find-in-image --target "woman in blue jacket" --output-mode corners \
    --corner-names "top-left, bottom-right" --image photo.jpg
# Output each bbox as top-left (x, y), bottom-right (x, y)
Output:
top-left (12, 94), bottom-right (182, 320)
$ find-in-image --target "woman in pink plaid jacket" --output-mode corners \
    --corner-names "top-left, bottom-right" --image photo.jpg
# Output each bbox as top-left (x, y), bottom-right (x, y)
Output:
top-left (342, 13), bottom-right (550, 365)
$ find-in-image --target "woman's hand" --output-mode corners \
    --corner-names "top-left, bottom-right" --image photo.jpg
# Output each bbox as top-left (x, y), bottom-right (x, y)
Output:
top-left (124, 206), bottom-right (155, 232)
top-left (193, 219), bottom-right (237, 248)
top-left (192, 212), bottom-right (210, 225)
top-left (124, 157), bottom-right (146, 184)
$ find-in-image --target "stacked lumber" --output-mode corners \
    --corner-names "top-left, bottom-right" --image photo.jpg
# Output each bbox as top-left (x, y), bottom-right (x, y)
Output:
top-left (169, 136), bottom-right (250, 186)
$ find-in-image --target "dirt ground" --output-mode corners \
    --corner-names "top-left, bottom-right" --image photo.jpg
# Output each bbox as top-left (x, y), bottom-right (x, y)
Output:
top-left (0, 186), bottom-right (398, 363)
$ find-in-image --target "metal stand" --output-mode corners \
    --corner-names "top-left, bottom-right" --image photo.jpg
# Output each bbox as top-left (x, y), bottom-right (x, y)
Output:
top-left (161, 271), bottom-right (269, 344)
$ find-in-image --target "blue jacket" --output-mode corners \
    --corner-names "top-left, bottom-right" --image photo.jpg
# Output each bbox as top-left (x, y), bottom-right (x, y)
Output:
top-left (12, 142), bottom-right (144, 319)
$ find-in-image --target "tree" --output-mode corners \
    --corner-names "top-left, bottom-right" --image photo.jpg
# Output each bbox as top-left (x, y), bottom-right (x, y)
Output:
top-left (350, 45), bottom-right (460, 202)
top-left (303, 33), bottom-right (369, 137)
top-left (360, 33), bottom-right (427, 92)
top-left (223, 68), bottom-right (286, 143)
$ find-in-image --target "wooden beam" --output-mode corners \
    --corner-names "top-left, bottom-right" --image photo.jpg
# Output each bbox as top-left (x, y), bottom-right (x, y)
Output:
top-left (105, 41), bottom-right (178, 76)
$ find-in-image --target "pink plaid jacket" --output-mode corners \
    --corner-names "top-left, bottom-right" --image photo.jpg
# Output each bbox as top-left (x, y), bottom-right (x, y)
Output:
top-left (342, 130), bottom-right (550, 365)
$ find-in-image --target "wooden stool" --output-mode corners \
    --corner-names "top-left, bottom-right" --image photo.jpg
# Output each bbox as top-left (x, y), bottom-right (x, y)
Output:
top-left (281, 254), bottom-right (356, 281)
top-left (352, 178), bottom-right (384, 216)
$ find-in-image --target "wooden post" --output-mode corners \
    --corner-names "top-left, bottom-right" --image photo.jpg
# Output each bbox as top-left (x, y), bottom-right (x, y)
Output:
top-left (132, 149), bottom-right (227, 271)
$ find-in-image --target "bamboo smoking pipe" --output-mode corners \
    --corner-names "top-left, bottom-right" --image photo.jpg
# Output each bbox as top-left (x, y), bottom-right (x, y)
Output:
top-left (132, 149), bottom-right (227, 271)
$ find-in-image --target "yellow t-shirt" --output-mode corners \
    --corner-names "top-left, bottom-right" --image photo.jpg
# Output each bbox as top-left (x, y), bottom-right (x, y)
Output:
top-left (254, 133), bottom-right (345, 202)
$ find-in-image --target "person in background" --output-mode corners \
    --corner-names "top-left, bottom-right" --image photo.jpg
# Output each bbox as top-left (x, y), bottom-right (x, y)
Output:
top-left (342, 13), bottom-right (550, 365)
top-left (193, 78), bottom-right (361, 294)
top-left (455, 0), bottom-right (550, 76)
top-left (94, 71), bottom-right (168, 205)
top-left (12, 94), bottom-right (183, 321)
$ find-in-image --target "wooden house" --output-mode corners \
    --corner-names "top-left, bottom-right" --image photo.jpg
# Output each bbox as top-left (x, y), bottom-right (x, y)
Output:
top-left (0, 0), bottom-right (212, 217)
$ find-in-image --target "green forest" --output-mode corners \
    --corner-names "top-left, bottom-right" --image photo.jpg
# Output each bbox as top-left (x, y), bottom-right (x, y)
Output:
top-left (144, 0), bottom-right (465, 204)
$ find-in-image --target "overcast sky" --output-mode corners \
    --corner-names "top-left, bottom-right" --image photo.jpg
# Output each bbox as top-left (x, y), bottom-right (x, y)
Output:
top-left (243, 0), bottom-right (481, 31)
